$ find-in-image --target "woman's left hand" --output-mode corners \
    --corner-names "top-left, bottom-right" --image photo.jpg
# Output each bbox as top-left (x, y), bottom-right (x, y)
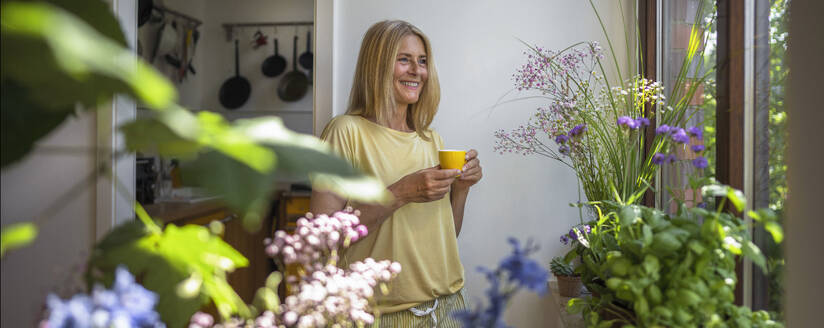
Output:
top-left (452, 149), bottom-right (482, 192)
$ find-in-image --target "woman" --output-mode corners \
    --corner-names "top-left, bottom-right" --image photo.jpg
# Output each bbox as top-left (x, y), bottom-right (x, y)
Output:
top-left (310, 20), bottom-right (482, 327)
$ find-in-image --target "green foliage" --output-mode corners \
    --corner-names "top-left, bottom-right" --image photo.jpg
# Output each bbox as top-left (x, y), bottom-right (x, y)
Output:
top-left (550, 257), bottom-right (575, 276)
top-left (567, 185), bottom-right (783, 327)
top-left (0, 0), bottom-right (176, 167)
top-left (0, 0), bottom-right (391, 326)
top-left (0, 221), bottom-right (38, 257)
top-left (87, 207), bottom-right (249, 328)
top-left (121, 109), bottom-right (390, 230)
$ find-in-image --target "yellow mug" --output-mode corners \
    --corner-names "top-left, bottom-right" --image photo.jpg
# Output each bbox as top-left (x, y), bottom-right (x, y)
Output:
top-left (439, 149), bottom-right (466, 175)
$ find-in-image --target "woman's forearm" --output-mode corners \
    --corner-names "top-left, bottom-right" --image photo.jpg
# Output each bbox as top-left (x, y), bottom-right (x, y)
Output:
top-left (350, 182), bottom-right (409, 232)
top-left (450, 187), bottom-right (469, 237)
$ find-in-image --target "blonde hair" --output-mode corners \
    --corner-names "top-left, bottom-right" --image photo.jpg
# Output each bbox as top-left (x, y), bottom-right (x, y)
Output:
top-left (346, 20), bottom-right (440, 141)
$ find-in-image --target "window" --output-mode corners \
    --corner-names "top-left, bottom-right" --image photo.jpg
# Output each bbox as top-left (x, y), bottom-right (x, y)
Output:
top-left (643, 0), bottom-right (786, 316)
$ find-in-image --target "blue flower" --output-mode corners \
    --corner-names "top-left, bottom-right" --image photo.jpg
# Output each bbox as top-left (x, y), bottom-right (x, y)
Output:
top-left (455, 238), bottom-right (546, 328)
top-left (47, 294), bottom-right (93, 328)
top-left (656, 124), bottom-right (672, 135)
top-left (45, 266), bottom-right (164, 328)
top-left (691, 144), bottom-right (705, 153)
top-left (554, 134), bottom-right (570, 144)
top-left (560, 235), bottom-right (570, 245)
top-left (687, 126), bottom-right (703, 140)
top-left (692, 156), bottom-right (708, 169)
top-left (671, 128), bottom-right (690, 144)
top-left (652, 152), bottom-right (666, 165)
top-left (500, 238), bottom-right (549, 295)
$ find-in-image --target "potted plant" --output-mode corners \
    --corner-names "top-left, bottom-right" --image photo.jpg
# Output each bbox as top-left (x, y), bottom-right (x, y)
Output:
top-left (565, 183), bottom-right (784, 327)
top-left (550, 257), bottom-right (582, 297)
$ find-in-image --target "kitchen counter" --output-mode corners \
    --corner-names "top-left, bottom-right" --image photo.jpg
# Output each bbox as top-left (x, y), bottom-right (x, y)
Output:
top-left (144, 200), bottom-right (229, 225)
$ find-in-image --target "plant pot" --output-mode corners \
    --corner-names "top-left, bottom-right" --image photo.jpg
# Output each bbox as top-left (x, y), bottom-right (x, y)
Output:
top-left (557, 275), bottom-right (583, 297)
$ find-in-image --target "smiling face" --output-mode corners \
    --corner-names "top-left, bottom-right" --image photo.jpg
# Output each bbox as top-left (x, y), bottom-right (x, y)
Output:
top-left (393, 34), bottom-right (429, 107)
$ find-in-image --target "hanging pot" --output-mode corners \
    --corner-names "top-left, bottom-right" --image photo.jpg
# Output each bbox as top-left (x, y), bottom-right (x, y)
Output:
top-left (138, 0), bottom-right (153, 27)
top-left (219, 40), bottom-right (251, 109)
top-left (277, 36), bottom-right (309, 102)
top-left (298, 31), bottom-right (313, 70)
top-left (261, 38), bottom-right (287, 77)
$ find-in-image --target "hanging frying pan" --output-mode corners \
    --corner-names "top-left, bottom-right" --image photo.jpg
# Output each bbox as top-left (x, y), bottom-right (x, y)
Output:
top-left (219, 40), bottom-right (251, 109)
top-left (138, 0), bottom-right (153, 27)
top-left (277, 36), bottom-right (309, 102)
top-left (261, 38), bottom-right (286, 77)
top-left (298, 31), bottom-right (313, 70)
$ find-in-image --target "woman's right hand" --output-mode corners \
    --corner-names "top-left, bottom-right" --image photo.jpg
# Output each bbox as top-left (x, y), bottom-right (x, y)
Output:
top-left (390, 165), bottom-right (460, 203)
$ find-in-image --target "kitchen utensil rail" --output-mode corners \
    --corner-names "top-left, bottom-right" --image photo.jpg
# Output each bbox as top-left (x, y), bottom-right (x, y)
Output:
top-left (222, 21), bottom-right (313, 41)
top-left (153, 4), bottom-right (202, 27)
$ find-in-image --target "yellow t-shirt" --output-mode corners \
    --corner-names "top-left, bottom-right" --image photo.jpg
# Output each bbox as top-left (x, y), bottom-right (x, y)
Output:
top-left (320, 114), bottom-right (465, 314)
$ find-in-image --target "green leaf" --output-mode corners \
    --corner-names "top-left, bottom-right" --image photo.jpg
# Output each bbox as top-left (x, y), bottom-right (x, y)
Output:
top-left (619, 205), bottom-right (641, 227)
top-left (1, 1), bottom-right (175, 167)
top-left (645, 285), bottom-right (662, 305)
top-left (642, 255), bottom-right (660, 275)
top-left (742, 240), bottom-right (767, 272)
top-left (0, 222), bottom-right (38, 257)
top-left (0, 2), bottom-right (176, 109)
top-left (120, 118), bottom-right (202, 159)
top-left (310, 173), bottom-right (391, 204)
top-left (651, 231), bottom-right (682, 254)
top-left (181, 151), bottom-right (274, 231)
top-left (688, 240), bottom-right (706, 254)
top-left (726, 188), bottom-right (747, 212)
top-left (764, 221), bottom-right (784, 243)
top-left (234, 117), bottom-right (390, 203)
top-left (676, 289), bottom-right (701, 307)
top-left (88, 220), bottom-right (250, 327)
top-left (0, 80), bottom-right (73, 167)
top-left (642, 225), bottom-right (653, 247)
top-left (567, 298), bottom-right (588, 314)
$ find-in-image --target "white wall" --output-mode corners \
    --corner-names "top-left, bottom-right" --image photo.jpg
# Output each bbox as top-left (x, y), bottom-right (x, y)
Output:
top-left (328, 1), bottom-right (630, 326)
top-left (141, 0), bottom-right (315, 134)
top-left (1, 114), bottom-right (99, 327)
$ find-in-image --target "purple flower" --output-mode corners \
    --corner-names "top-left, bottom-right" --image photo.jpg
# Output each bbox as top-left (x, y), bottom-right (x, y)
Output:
top-left (687, 126), bottom-right (703, 140)
top-left (560, 235), bottom-right (570, 245)
top-left (671, 128), bottom-right (690, 144)
top-left (559, 145), bottom-right (570, 155)
top-left (656, 124), bottom-right (672, 135)
top-left (568, 124), bottom-right (587, 137)
top-left (568, 229), bottom-right (578, 242)
top-left (652, 152), bottom-right (666, 165)
top-left (617, 116), bottom-right (641, 130)
top-left (666, 154), bottom-right (677, 163)
top-left (692, 156), bottom-right (709, 169)
top-left (554, 134), bottom-right (570, 144)
top-left (691, 144), bottom-right (705, 153)
top-left (636, 117), bottom-right (650, 127)
top-left (617, 116), bottom-right (633, 127)
top-left (583, 225), bottom-right (592, 234)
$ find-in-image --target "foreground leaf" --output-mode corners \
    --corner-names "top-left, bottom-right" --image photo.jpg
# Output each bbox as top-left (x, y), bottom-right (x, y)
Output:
top-left (0, 1), bottom-right (176, 167)
top-left (0, 222), bottom-right (39, 258)
top-left (87, 220), bottom-right (249, 328)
